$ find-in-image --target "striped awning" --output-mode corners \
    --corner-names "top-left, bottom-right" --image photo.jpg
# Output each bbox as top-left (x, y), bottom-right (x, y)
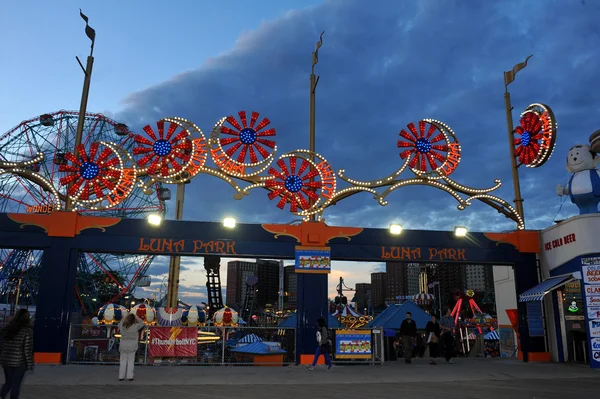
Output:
top-left (518, 274), bottom-right (576, 302)
top-left (484, 331), bottom-right (499, 340)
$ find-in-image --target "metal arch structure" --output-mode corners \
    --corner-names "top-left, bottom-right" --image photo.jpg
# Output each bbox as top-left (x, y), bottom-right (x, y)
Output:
top-left (1, 108), bottom-right (559, 231)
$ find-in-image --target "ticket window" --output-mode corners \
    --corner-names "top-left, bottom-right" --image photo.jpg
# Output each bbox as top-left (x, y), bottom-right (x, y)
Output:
top-left (561, 281), bottom-right (588, 364)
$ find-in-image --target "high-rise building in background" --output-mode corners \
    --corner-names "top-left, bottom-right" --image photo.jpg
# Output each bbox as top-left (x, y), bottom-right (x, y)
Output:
top-left (370, 272), bottom-right (387, 309)
top-left (225, 259), bottom-right (280, 311)
top-left (255, 259), bottom-right (280, 309)
top-left (385, 262), bottom-right (420, 302)
top-left (355, 283), bottom-right (371, 312)
top-left (284, 265), bottom-right (297, 309)
top-left (465, 265), bottom-right (487, 291)
top-left (225, 260), bottom-right (257, 309)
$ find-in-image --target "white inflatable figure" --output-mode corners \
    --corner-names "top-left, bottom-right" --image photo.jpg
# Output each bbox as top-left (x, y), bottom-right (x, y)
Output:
top-left (556, 144), bottom-right (600, 214)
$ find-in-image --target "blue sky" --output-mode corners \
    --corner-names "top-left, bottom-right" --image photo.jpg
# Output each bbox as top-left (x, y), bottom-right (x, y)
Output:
top-left (2, 0), bottom-right (599, 304)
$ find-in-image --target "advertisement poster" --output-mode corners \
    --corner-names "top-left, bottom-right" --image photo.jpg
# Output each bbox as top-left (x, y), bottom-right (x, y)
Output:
top-left (335, 330), bottom-right (372, 359)
top-left (295, 246), bottom-right (331, 274)
top-left (148, 327), bottom-right (198, 357)
top-left (591, 338), bottom-right (600, 364)
top-left (589, 320), bottom-right (600, 338)
top-left (498, 328), bottom-right (516, 358)
top-left (581, 256), bottom-right (600, 369)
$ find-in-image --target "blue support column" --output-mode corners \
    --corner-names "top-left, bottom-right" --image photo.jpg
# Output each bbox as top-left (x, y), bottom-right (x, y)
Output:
top-left (33, 237), bottom-right (79, 363)
top-left (513, 253), bottom-right (546, 362)
top-left (551, 291), bottom-right (565, 363)
top-left (295, 273), bottom-right (328, 364)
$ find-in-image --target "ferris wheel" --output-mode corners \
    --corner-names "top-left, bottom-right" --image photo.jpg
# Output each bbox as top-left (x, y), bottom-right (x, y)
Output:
top-left (0, 110), bottom-right (167, 314)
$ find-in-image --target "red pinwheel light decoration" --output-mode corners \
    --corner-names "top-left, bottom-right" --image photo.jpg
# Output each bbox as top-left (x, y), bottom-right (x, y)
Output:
top-left (265, 156), bottom-right (321, 212)
top-left (514, 104), bottom-right (557, 168)
top-left (133, 120), bottom-right (193, 178)
top-left (59, 143), bottom-right (121, 201)
top-left (397, 120), bottom-right (457, 175)
top-left (219, 111), bottom-right (276, 165)
top-left (514, 112), bottom-right (542, 166)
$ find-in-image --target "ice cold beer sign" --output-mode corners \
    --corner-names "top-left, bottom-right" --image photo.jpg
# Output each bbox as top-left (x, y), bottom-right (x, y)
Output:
top-left (582, 261), bottom-right (600, 284)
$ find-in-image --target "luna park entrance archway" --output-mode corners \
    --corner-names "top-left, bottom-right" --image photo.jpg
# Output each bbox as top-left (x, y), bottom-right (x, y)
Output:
top-left (0, 212), bottom-right (541, 364)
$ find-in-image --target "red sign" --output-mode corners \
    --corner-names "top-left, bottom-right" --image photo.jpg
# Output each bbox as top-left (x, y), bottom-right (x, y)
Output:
top-left (148, 327), bottom-right (198, 357)
top-left (543, 233), bottom-right (576, 252)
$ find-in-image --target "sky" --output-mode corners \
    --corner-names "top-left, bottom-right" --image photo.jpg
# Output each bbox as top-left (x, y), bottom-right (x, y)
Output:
top-left (1, 0), bottom-right (599, 304)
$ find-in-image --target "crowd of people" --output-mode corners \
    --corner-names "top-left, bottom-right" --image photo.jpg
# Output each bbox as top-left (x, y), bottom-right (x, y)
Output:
top-left (399, 309), bottom-right (457, 365)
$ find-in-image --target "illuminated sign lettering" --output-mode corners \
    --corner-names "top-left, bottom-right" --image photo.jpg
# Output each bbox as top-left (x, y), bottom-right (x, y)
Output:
top-left (185, 138), bottom-right (208, 177)
top-left (210, 148), bottom-right (246, 176)
top-left (138, 238), bottom-right (236, 255)
top-left (440, 143), bottom-right (461, 176)
top-left (26, 205), bottom-right (53, 214)
top-left (316, 161), bottom-right (335, 199)
top-left (106, 168), bottom-right (136, 207)
top-left (381, 246), bottom-right (467, 261)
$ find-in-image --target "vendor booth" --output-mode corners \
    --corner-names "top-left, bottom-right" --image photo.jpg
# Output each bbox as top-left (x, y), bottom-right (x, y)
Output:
top-left (535, 214), bottom-right (600, 368)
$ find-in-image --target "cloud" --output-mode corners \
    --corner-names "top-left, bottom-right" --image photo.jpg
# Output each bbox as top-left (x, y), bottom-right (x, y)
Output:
top-left (114, 0), bottom-right (598, 231)
top-left (112, 0), bottom-right (599, 300)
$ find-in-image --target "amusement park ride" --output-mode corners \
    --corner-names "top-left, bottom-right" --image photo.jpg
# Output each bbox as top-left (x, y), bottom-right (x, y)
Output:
top-left (0, 12), bottom-right (563, 365)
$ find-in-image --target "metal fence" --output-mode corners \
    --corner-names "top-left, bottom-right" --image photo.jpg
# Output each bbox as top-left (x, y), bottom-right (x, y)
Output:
top-left (67, 325), bottom-right (296, 366)
top-left (67, 324), bottom-right (384, 366)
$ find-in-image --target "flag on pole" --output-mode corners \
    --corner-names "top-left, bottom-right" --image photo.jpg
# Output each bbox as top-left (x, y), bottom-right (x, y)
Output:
top-left (504, 55), bottom-right (532, 86)
top-left (312, 31), bottom-right (325, 67)
top-left (80, 9), bottom-right (96, 45)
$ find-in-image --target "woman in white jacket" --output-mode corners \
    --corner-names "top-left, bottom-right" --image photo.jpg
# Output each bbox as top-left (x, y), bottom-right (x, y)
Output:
top-left (118, 313), bottom-right (144, 381)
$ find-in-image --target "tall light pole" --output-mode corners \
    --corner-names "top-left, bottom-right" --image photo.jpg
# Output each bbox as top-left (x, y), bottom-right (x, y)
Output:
top-left (66, 10), bottom-right (96, 211)
top-left (166, 183), bottom-right (186, 307)
top-left (308, 32), bottom-right (324, 222)
top-left (503, 55), bottom-right (533, 226)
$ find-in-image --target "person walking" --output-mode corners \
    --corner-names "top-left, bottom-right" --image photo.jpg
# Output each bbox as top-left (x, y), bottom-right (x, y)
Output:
top-left (400, 312), bottom-right (417, 364)
top-left (118, 312), bottom-right (145, 381)
top-left (0, 308), bottom-right (34, 399)
top-left (426, 315), bottom-right (441, 365)
top-left (440, 309), bottom-right (456, 364)
top-left (307, 317), bottom-right (333, 371)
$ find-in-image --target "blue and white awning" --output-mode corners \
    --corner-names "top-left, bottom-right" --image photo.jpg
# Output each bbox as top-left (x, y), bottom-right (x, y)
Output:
top-left (518, 274), bottom-right (576, 302)
top-left (484, 331), bottom-right (499, 340)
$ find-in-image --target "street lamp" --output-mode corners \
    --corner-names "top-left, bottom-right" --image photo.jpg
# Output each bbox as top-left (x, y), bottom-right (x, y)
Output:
top-left (223, 217), bottom-right (236, 228)
top-left (147, 214), bottom-right (162, 226)
top-left (454, 226), bottom-right (468, 237)
top-left (389, 224), bottom-right (403, 235)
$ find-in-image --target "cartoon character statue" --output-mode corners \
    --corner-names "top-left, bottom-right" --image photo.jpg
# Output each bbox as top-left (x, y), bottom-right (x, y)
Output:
top-left (556, 144), bottom-right (600, 214)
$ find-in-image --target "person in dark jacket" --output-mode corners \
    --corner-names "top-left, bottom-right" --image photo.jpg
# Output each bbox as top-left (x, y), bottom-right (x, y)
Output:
top-left (0, 309), bottom-right (33, 399)
top-left (426, 315), bottom-right (441, 365)
top-left (400, 312), bottom-right (417, 364)
top-left (440, 308), bottom-right (456, 364)
top-left (306, 317), bottom-right (333, 371)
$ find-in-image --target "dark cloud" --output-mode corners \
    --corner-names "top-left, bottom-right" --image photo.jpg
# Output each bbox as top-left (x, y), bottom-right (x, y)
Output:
top-left (115, 0), bottom-right (598, 235)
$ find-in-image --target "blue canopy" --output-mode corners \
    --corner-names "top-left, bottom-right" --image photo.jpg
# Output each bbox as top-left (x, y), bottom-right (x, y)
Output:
top-left (278, 313), bottom-right (341, 328)
top-left (368, 301), bottom-right (432, 330)
top-left (231, 342), bottom-right (286, 355)
top-left (518, 274), bottom-right (575, 302)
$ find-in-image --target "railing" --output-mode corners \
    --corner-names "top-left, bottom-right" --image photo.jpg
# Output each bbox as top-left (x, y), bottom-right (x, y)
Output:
top-left (67, 324), bottom-right (384, 366)
top-left (67, 325), bottom-right (296, 366)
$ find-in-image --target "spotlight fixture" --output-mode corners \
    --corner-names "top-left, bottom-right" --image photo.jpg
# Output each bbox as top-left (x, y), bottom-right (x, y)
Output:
top-left (147, 214), bottom-right (162, 226)
top-left (389, 224), bottom-right (403, 235)
top-left (454, 226), bottom-right (468, 237)
top-left (223, 217), bottom-right (236, 229)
